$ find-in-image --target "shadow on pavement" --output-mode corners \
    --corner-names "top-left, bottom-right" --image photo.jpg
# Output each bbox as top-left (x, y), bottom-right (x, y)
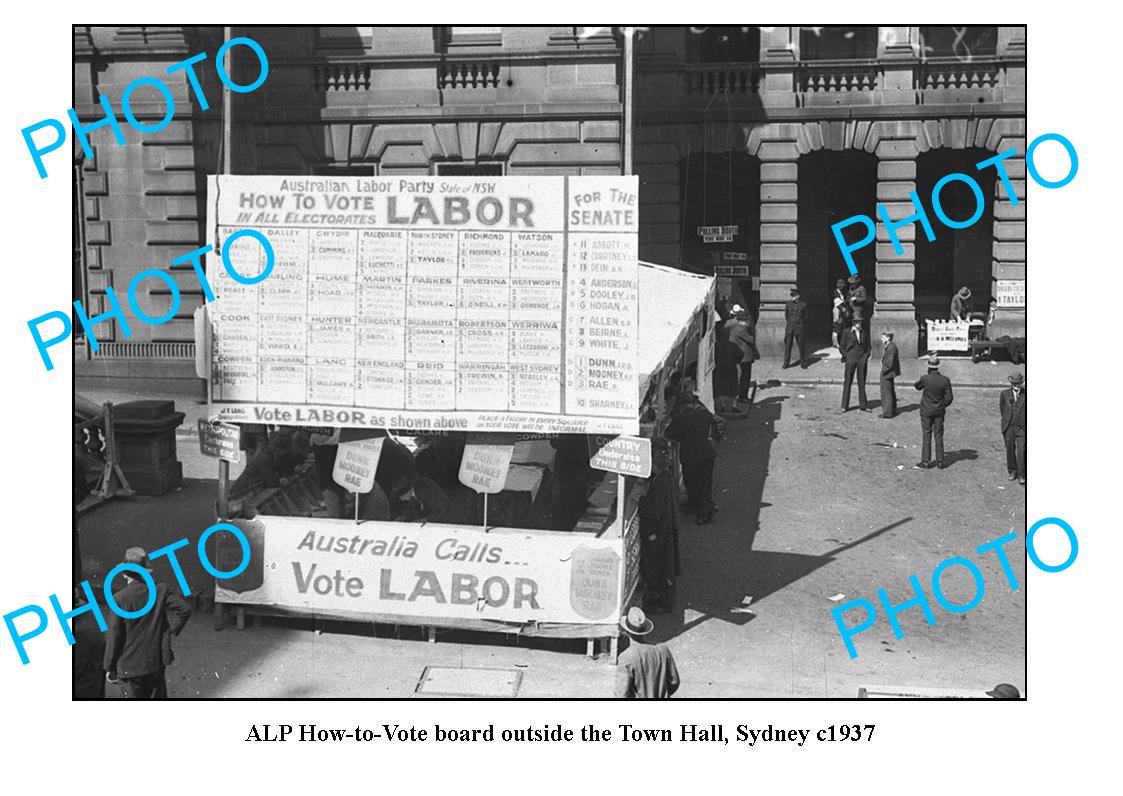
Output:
top-left (650, 392), bottom-right (914, 645)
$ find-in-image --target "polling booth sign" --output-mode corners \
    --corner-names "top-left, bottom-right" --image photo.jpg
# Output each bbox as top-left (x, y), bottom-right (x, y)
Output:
top-left (201, 175), bottom-right (640, 435)
top-left (214, 516), bottom-right (629, 628)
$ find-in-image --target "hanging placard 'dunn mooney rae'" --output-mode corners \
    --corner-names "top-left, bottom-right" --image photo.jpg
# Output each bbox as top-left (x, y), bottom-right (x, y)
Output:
top-left (204, 175), bottom-right (639, 434)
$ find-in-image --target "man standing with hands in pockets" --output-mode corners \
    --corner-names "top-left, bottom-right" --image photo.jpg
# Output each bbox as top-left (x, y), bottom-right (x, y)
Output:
top-left (839, 316), bottom-right (871, 413)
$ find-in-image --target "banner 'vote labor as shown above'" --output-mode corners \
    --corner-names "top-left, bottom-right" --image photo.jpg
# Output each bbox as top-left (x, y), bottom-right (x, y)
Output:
top-left (204, 175), bottom-right (639, 435)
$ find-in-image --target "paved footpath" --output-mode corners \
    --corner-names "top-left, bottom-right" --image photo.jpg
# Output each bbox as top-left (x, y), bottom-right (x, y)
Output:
top-left (81, 364), bottom-right (1025, 698)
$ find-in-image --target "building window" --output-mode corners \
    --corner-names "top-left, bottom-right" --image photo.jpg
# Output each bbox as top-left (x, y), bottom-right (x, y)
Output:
top-left (434, 161), bottom-right (504, 176)
top-left (439, 26), bottom-right (502, 51)
top-left (919, 27), bottom-right (998, 60)
top-left (691, 26), bottom-right (759, 63)
top-left (800, 26), bottom-right (878, 60)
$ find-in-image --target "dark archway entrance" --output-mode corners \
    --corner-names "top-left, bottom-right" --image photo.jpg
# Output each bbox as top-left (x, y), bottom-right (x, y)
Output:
top-left (914, 148), bottom-right (997, 323)
top-left (681, 149), bottom-right (761, 315)
top-left (796, 150), bottom-right (877, 343)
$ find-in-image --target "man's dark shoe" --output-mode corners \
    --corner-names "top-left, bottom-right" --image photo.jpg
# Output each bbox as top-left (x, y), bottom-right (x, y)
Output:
top-left (913, 461), bottom-right (930, 470)
top-left (1008, 472), bottom-right (1017, 481)
top-left (800, 363), bottom-right (809, 369)
top-left (859, 407), bottom-right (871, 413)
top-left (1018, 476), bottom-right (1026, 485)
top-left (935, 460), bottom-right (946, 469)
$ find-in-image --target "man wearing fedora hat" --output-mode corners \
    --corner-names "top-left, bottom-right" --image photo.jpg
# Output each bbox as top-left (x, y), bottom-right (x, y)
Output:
top-left (839, 316), bottom-right (871, 413)
top-left (104, 547), bottom-right (193, 699)
top-left (614, 607), bottom-right (680, 699)
top-left (913, 356), bottom-right (954, 469)
top-left (783, 288), bottom-right (809, 369)
top-left (1000, 373), bottom-right (1027, 485)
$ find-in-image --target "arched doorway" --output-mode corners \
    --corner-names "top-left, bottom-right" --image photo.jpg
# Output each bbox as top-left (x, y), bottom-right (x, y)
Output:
top-left (796, 149), bottom-right (878, 343)
top-left (914, 147), bottom-right (997, 323)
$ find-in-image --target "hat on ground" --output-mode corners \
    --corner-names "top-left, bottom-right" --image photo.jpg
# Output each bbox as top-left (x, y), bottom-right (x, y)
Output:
top-left (986, 683), bottom-right (1020, 699)
top-left (1009, 373), bottom-right (1024, 385)
top-left (121, 546), bottom-right (154, 574)
top-left (927, 355), bottom-right (940, 367)
top-left (848, 275), bottom-right (861, 284)
top-left (619, 606), bottom-right (654, 636)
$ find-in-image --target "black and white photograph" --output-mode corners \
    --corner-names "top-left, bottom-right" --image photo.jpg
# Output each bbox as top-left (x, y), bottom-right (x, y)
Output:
top-left (1, 9), bottom-right (1116, 792)
top-left (63, 24), bottom-right (1031, 699)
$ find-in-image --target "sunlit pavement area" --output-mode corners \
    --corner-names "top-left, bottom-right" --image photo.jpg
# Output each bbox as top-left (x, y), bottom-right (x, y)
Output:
top-left (79, 356), bottom-right (1025, 698)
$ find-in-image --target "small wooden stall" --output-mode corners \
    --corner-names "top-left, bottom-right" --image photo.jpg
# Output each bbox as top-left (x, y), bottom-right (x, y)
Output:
top-left (196, 174), bottom-right (715, 661)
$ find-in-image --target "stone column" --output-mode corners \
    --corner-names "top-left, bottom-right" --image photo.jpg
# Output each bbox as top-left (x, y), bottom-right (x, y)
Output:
top-left (988, 120), bottom-right (1027, 339)
top-left (997, 26), bottom-right (1026, 105)
top-left (872, 132), bottom-right (921, 356)
top-left (759, 27), bottom-right (798, 112)
top-left (755, 130), bottom-right (800, 356)
top-left (877, 27), bottom-right (918, 104)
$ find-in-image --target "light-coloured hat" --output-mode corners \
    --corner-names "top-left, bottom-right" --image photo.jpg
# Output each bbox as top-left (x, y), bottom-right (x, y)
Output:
top-left (1009, 373), bottom-right (1024, 385)
top-left (927, 355), bottom-right (940, 367)
top-left (122, 546), bottom-right (154, 574)
top-left (619, 606), bottom-right (654, 636)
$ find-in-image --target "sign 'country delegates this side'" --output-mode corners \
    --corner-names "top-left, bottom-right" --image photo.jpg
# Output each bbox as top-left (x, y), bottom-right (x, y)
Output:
top-left (203, 175), bottom-right (639, 435)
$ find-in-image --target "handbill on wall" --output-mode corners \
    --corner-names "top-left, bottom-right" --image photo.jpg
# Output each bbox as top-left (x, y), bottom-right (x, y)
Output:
top-left (214, 515), bottom-right (626, 626)
top-left (205, 175), bottom-right (639, 434)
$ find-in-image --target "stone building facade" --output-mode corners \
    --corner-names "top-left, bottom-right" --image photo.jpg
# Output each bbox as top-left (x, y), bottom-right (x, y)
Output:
top-left (633, 25), bottom-right (1026, 356)
top-left (73, 26), bottom-right (625, 392)
top-left (72, 25), bottom-right (1025, 392)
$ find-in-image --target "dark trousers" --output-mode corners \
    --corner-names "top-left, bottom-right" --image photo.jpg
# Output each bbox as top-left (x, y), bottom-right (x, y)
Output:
top-left (1004, 428), bottom-right (1026, 478)
top-left (920, 413), bottom-right (945, 463)
top-left (783, 330), bottom-right (806, 367)
top-left (681, 457), bottom-right (715, 519)
top-left (119, 669), bottom-right (168, 699)
top-left (737, 362), bottom-right (753, 400)
top-left (841, 358), bottom-right (869, 409)
top-left (879, 375), bottom-right (897, 418)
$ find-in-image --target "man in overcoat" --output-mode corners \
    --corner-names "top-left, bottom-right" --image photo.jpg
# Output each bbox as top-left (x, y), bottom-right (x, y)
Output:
top-left (879, 330), bottom-right (901, 419)
top-left (1000, 372), bottom-right (1027, 484)
top-left (104, 547), bottom-right (193, 699)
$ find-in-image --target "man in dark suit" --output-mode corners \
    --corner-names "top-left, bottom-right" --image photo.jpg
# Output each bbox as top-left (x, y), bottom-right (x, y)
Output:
top-left (783, 288), bottom-right (808, 369)
top-left (879, 331), bottom-right (901, 419)
top-left (1000, 372), bottom-right (1027, 485)
top-left (104, 547), bottom-right (193, 699)
top-left (665, 392), bottom-right (722, 525)
top-left (913, 356), bottom-right (954, 469)
top-left (839, 317), bottom-right (871, 412)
